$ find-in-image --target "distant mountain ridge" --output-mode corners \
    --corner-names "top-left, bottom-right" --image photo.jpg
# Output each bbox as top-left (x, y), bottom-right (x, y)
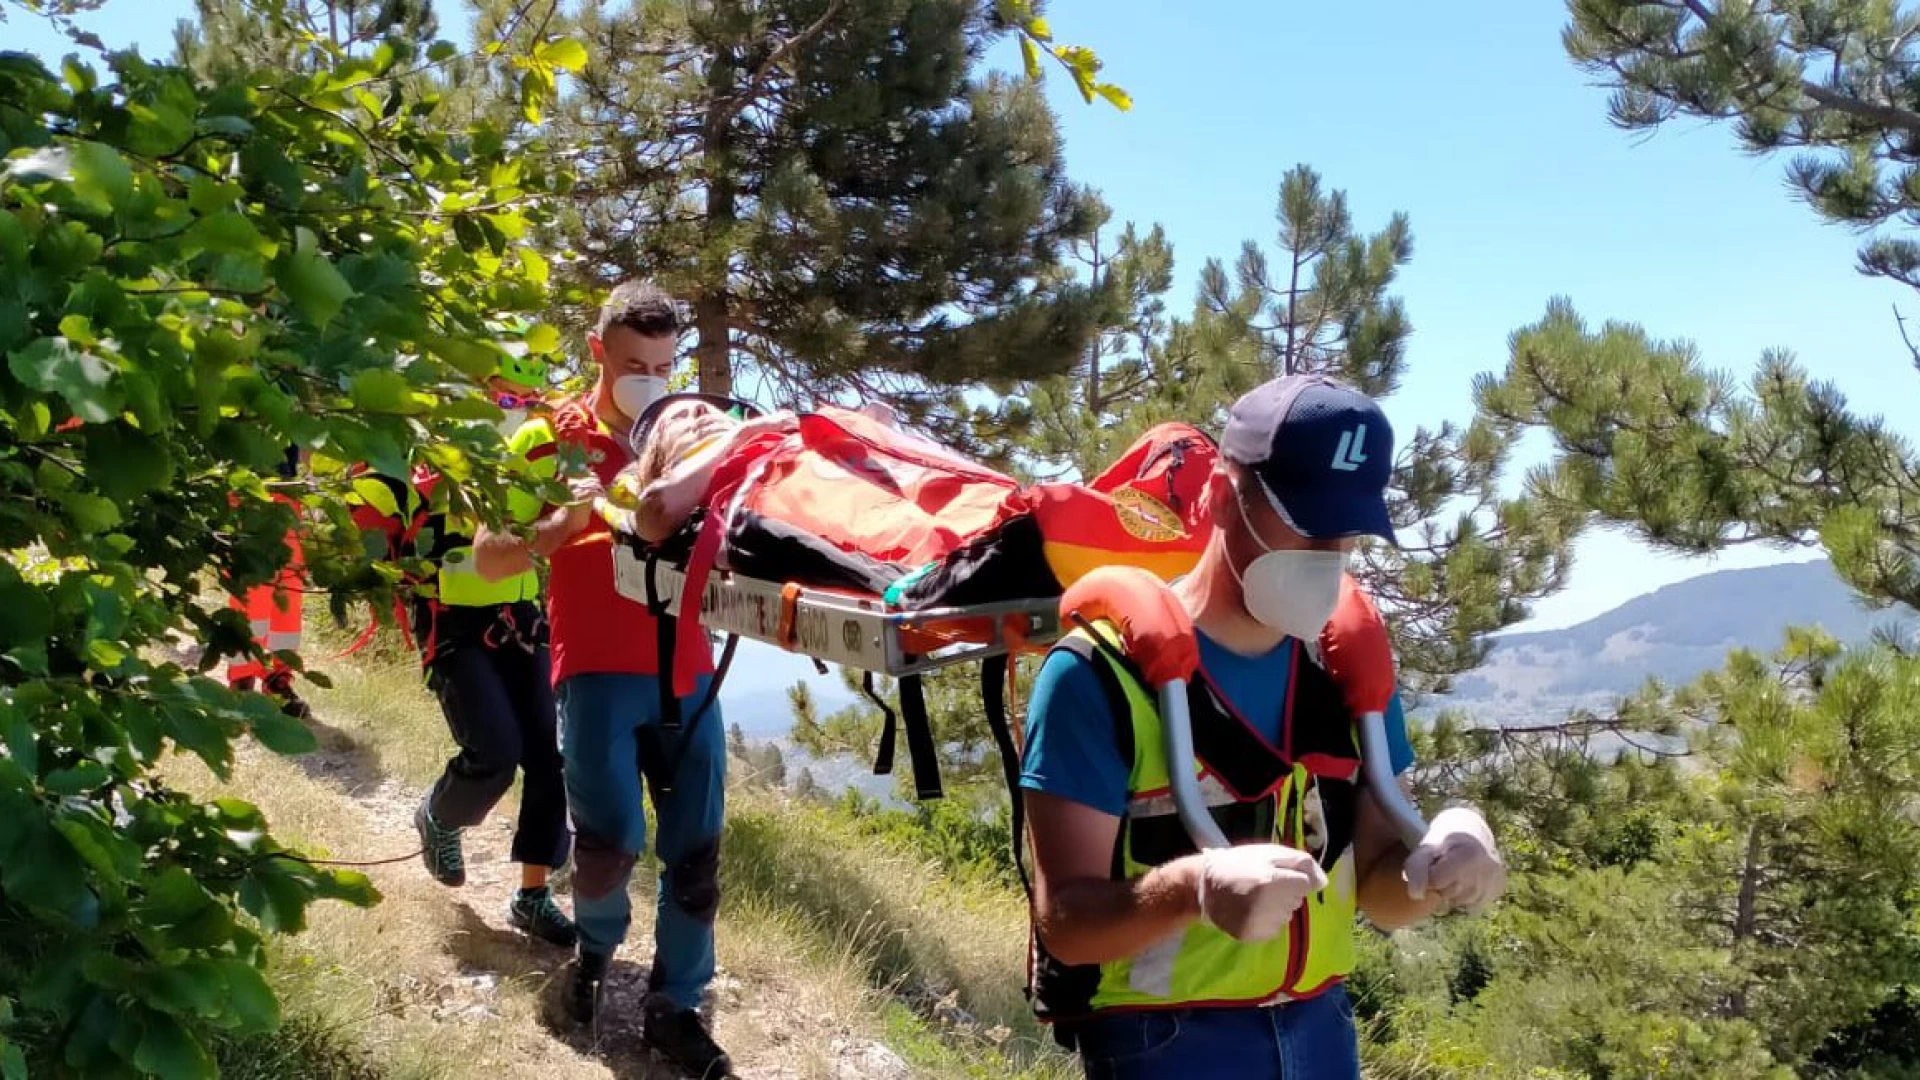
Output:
top-left (726, 559), bottom-right (1909, 736)
top-left (1438, 559), bottom-right (1910, 723)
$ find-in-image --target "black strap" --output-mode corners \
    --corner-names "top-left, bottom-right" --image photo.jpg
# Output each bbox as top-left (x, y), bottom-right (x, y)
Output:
top-left (652, 632), bottom-right (740, 797)
top-left (980, 654), bottom-right (1028, 894)
top-left (1053, 635), bottom-right (1135, 772)
top-left (900, 674), bottom-right (942, 801)
top-left (643, 551), bottom-right (682, 731)
top-left (863, 671), bottom-right (898, 777)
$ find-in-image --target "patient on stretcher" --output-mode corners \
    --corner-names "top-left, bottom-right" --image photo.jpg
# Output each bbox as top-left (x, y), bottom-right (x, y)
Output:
top-left (596, 399), bottom-right (797, 544)
top-left (596, 398), bottom-right (973, 546)
top-left (596, 393), bottom-right (1217, 610)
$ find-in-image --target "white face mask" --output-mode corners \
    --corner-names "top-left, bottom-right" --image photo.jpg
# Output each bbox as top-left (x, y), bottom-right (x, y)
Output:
top-left (496, 407), bottom-right (528, 437)
top-left (611, 374), bottom-right (668, 420)
top-left (1228, 484), bottom-right (1348, 640)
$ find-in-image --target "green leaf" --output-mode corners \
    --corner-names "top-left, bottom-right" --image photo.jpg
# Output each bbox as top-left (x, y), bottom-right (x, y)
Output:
top-left (540, 38), bottom-right (589, 73)
top-left (1026, 17), bottom-right (1052, 41)
top-left (144, 963), bottom-right (222, 1020)
top-left (428, 41), bottom-right (458, 62)
top-left (1, 704), bottom-right (38, 776)
top-left (1020, 37), bottom-right (1041, 81)
top-left (187, 175), bottom-right (244, 215)
top-left (195, 114), bottom-right (255, 139)
top-left (61, 56), bottom-right (95, 92)
top-left (127, 101), bottom-right (195, 157)
top-left (0, 210), bottom-right (29, 270)
top-left (139, 868), bottom-right (219, 926)
top-left (8, 336), bottom-right (122, 424)
top-left (526, 322), bottom-right (561, 355)
top-left (349, 368), bottom-right (415, 414)
top-left (57, 313), bottom-right (96, 346)
top-left (0, 1039), bottom-right (22, 1080)
top-left (519, 245), bottom-right (550, 286)
top-left (1095, 83), bottom-right (1133, 111)
top-left (132, 1010), bottom-right (214, 1080)
top-left (427, 334), bottom-right (502, 379)
top-left (44, 762), bottom-right (110, 795)
top-left (218, 959), bottom-right (280, 1033)
top-left (3, 646), bottom-right (50, 678)
top-left (85, 639), bottom-right (127, 670)
top-left (59, 490), bottom-right (122, 533)
top-left (66, 141), bottom-right (132, 215)
top-left (238, 692), bottom-right (318, 756)
top-left (52, 813), bottom-right (138, 886)
top-left (278, 227), bottom-right (354, 327)
top-left (185, 210), bottom-right (279, 259)
top-left (83, 423), bottom-right (174, 502)
top-left (433, 395), bottom-right (505, 422)
top-left (238, 867), bottom-right (313, 933)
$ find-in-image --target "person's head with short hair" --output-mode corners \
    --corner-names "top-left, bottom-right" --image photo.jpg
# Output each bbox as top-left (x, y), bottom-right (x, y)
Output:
top-left (589, 280), bottom-right (684, 425)
top-left (1198, 374), bottom-right (1397, 643)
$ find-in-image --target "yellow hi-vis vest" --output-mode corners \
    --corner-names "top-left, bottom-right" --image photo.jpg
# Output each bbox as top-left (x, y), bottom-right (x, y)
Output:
top-left (348, 467), bottom-right (541, 610)
top-left (1032, 621), bottom-right (1363, 1020)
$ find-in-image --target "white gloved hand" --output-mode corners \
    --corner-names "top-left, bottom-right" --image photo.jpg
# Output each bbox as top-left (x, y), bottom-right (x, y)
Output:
top-left (1403, 806), bottom-right (1506, 914)
top-left (566, 473), bottom-right (606, 503)
top-left (1196, 844), bottom-right (1328, 943)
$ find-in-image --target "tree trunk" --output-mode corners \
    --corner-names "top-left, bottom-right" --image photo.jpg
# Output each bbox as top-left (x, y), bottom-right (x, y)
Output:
top-left (1085, 232), bottom-right (1103, 413)
top-left (697, 47), bottom-right (737, 395)
top-left (1727, 820), bottom-right (1765, 1019)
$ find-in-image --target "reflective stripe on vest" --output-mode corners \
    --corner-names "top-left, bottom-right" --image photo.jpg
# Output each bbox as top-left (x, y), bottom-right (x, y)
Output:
top-left (1075, 622), bottom-right (1360, 1013)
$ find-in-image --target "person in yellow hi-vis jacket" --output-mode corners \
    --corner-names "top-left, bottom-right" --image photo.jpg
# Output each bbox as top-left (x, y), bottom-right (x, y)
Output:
top-left (1020, 375), bottom-right (1507, 1079)
top-left (352, 336), bottom-right (576, 948)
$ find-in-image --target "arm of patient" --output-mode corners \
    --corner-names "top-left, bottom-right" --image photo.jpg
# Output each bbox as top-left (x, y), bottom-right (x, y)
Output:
top-left (629, 412), bottom-right (798, 543)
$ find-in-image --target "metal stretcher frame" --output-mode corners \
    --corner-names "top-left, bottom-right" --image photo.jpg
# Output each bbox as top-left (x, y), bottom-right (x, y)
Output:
top-left (611, 542), bottom-right (1431, 852)
top-left (611, 544), bottom-right (1062, 677)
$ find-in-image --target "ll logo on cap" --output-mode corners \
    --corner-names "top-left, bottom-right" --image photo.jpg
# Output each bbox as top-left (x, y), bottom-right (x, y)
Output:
top-left (1331, 424), bottom-right (1370, 472)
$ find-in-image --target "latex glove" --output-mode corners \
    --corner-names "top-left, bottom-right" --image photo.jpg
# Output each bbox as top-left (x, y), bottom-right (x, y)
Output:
top-left (566, 474), bottom-right (606, 503)
top-left (1403, 806), bottom-right (1506, 914)
top-left (1196, 843), bottom-right (1328, 943)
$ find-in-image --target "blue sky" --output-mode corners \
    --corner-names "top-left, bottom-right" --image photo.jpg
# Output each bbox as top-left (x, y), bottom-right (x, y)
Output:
top-left (7, 0), bottom-right (1904, 707)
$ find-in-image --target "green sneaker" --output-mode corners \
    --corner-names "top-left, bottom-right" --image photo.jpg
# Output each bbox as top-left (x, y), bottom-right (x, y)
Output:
top-left (508, 885), bottom-right (578, 948)
top-left (413, 800), bottom-right (465, 887)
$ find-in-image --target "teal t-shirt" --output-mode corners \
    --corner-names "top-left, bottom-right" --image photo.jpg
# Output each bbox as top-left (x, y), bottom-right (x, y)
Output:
top-left (1019, 630), bottom-right (1415, 817)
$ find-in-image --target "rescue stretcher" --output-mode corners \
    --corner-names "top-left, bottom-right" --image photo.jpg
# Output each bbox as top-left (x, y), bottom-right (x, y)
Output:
top-left (609, 544), bottom-right (1429, 854)
top-left (610, 546), bottom-right (1061, 677)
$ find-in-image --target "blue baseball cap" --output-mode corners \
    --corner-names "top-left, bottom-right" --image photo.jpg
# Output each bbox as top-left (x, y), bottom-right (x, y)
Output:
top-left (1221, 374), bottom-right (1397, 544)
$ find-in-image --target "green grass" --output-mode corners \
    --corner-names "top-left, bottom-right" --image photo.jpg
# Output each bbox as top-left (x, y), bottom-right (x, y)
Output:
top-left (211, 1018), bottom-right (388, 1080)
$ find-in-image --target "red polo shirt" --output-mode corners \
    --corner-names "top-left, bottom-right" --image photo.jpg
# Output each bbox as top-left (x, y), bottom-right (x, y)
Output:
top-left (508, 398), bottom-right (715, 686)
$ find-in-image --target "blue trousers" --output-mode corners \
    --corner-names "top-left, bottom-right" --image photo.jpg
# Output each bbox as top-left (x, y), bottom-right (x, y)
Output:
top-left (1069, 986), bottom-right (1362, 1079)
top-left (557, 673), bottom-right (725, 1010)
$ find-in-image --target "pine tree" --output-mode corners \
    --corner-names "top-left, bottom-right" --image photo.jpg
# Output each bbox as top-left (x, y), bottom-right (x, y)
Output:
top-left (1184, 167), bottom-right (1578, 691)
top-left (465, 0), bottom-right (1104, 446)
top-left (1565, 1), bottom-right (1920, 300)
top-left (1007, 196), bottom-right (1179, 479)
top-left (174, 0), bottom-right (438, 79)
top-left (1199, 164), bottom-right (1413, 395)
top-left (1423, 290), bottom-right (1920, 1074)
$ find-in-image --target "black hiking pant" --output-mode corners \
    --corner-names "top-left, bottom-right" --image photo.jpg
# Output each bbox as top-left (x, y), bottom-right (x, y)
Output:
top-left (421, 602), bottom-right (572, 870)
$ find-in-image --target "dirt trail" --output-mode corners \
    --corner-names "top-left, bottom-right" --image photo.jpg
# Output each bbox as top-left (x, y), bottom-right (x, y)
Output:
top-left (238, 706), bottom-right (913, 1080)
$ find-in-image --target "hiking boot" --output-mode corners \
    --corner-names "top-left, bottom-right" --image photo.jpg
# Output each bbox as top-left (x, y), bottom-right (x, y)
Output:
top-left (413, 800), bottom-right (466, 887)
top-left (568, 948), bottom-right (611, 1026)
top-left (643, 995), bottom-right (733, 1079)
top-left (508, 885), bottom-right (578, 948)
top-left (261, 670), bottom-right (312, 720)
